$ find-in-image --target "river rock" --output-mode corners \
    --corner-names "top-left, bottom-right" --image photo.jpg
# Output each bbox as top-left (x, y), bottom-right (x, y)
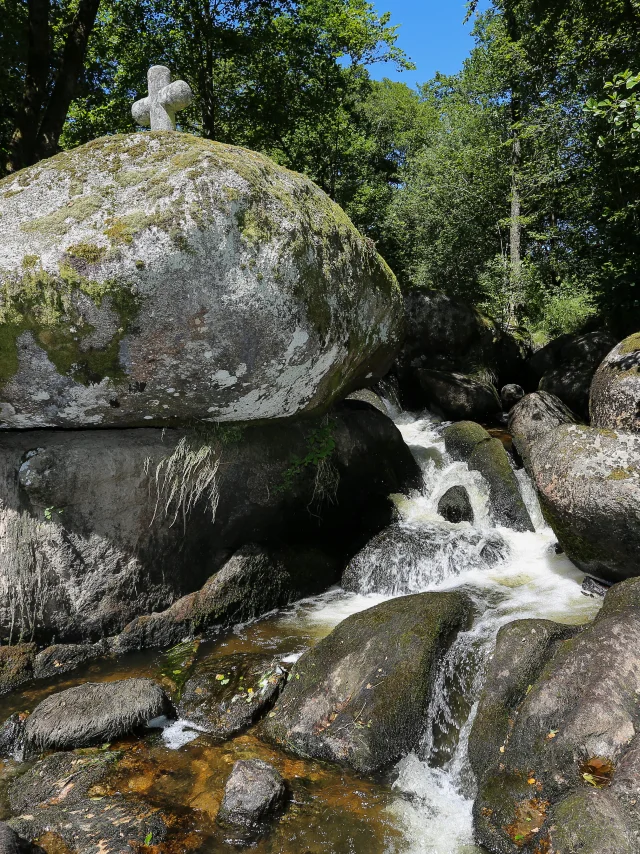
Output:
top-left (0, 132), bottom-right (401, 430)
top-left (529, 424), bottom-right (640, 582)
top-left (33, 643), bottom-right (104, 680)
top-left (508, 390), bottom-right (578, 473)
top-left (473, 578), bottom-right (640, 854)
top-left (500, 383), bottom-right (524, 410)
top-left (24, 678), bottom-right (171, 752)
top-left (442, 420), bottom-right (491, 461)
top-left (341, 523), bottom-right (507, 595)
top-left (590, 332), bottom-right (640, 432)
top-left (0, 645), bottom-right (36, 694)
top-left (113, 544), bottom-right (339, 651)
top-left (437, 485), bottom-right (474, 524)
top-left (0, 405), bottom-right (419, 644)
top-left (0, 714), bottom-right (26, 759)
top-left (467, 438), bottom-right (534, 532)
top-left (262, 592), bottom-right (472, 773)
top-left (178, 653), bottom-right (286, 738)
top-left (416, 369), bottom-right (502, 422)
top-left (468, 618), bottom-right (577, 782)
top-left (217, 759), bottom-right (287, 833)
top-left (528, 330), bottom-right (617, 418)
top-left (0, 823), bottom-right (43, 854)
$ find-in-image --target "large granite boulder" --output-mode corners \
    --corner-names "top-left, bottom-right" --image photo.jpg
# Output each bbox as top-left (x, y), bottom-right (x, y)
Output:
top-left (416, 369), bottom-right (502, 422)
top-left (508, 390), bottom-right (577, 474)
top-left (473, 579), bottom-right (640, 854)
top-left (0, 133), bottom-right (401, 429)
top-left (396, 291), bottom-right (529, 410)
top-left (262, 592), bottom-right (472, 773)
top-left (528, 330), bottom-right (617, 418)
top-left (590, 332), bottom-right (640, 432)
top-left (529, 424), bottom-right (640, 582)
top-left (0, 405), bottom-right (420, 643)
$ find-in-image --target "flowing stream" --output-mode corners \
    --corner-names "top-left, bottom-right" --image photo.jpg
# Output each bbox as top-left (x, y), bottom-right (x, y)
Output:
top-left (0, 407), bottom-right (601, 853)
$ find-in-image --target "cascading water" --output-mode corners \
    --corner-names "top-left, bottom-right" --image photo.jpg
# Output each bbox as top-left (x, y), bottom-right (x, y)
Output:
top-left (277, 405), bottom-right (600, 853)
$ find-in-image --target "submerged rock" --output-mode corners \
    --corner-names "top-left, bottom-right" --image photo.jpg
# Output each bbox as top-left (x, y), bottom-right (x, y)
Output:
top-left (437, 485), bottom-right (474, 524)
top-left (528, 330), bottom-right (617, 418)
top-left (33, 643), bottom-right (104, 680)
top-left (24, 678), bottom-right (171, 752)
top-left (0, 405), bottom-right (419, 644)
top-left (217, 759), bottom-right (287, 834)
top-left (590, 332), bottom-right (640, 432)
top-left (178, 653), bottom-right (286, 738)
top-left (473, 578), bottom-right (640, 854)
top-left (262, 592), bottom-right (472, 773)
top-left (529, 424), bottom-right (640, 582)
top-left (341, 523), bottom-right (507, 595)
top-left (508, 390), bottom-right (577, 474)
top-left (0, 133), bottom-right (401, 429)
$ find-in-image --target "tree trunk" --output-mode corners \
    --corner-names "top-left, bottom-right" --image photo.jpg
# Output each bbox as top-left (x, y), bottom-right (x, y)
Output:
top-left (7, 0), bottom-right (51, 172)
top-left (33, 0), bottom-right (101, 161)
top-left (509, 101), bottom-right (522, 276)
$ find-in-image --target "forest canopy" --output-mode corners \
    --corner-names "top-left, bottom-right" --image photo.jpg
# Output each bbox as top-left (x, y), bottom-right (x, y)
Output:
top-left (1, 0), bottom-right (639, 339)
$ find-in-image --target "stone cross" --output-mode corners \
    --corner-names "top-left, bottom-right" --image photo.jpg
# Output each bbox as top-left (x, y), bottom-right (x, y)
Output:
top-left (132, 66), bottom-right (193, 131)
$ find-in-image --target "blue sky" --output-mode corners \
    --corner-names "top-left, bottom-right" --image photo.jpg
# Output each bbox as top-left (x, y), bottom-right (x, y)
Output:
top-left (370, 0), bottom-right (490, 90)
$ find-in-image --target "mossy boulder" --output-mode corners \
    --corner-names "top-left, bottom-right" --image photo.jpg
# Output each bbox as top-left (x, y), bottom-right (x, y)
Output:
top-left (442, 420), bottom-right (491, 461)
top-left (508, 390), bottom-right (578, 475)
top-left (473, 579), bottom-right (640, 853)
top-left (0, 133), bottom-right (402, 429)
top-left (468, 438), bottom-right (534, 531)
top-left (528, 424), bottom-right (640, 581)
top-left (590, 332), bottom-right (640, 433)
top-left (261, 592), bottom-right (472, 773)
top-left (178, 652), bottom-right (286, 738)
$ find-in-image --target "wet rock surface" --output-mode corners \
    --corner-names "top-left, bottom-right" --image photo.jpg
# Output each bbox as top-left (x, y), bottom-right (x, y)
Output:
top-left (24, 678), bottom-right (171, 752)
top-left (442, 420), bottom-right (491, 461)
top-left (0, 406), bottom-right (419, 645)
top-left (0, 133), bottom-right (401, 429)
top-left (262, 592), bottom-right (473, 773)
top-left (437, 485), bottom-right (474, 524)
top-left (473, 578), bottom-right (640, 853)
top-left (590, 332), bottom-right (640, 432)
top-left (113, 545), bottom-right (339, 651)
top-left (500, 384), bottom-right (524, 410)
top-left (178, 653), bottom-right (287, 738)
top-left (529, 424), bottom-right (640, 581)
top-left (467, 437), bottom-right (534, 532)
top-left (0, 646), bottom-right (36, 694)
top-left (217, 759), bottom-right (287, 835)
top-left (0, 822), bottom-right (43, 854)
top-left (341, 523), bottom-right (507, 594)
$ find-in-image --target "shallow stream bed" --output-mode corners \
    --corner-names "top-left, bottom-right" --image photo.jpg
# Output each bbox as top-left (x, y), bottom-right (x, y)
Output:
top-left (0, 410), bottom-right (601, 853)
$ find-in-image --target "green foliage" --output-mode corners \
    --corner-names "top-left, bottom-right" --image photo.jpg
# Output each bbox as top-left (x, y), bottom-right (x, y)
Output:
top-left (278, 419), bottom-right (340, 508)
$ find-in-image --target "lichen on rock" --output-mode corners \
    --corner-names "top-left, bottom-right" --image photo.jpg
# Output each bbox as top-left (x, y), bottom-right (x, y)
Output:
top-left (0, 132), bottom-right (402, 429)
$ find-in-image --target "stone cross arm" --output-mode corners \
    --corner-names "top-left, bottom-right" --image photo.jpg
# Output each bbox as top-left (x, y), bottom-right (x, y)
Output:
top-left (132, 65), bottom-right (193, 131)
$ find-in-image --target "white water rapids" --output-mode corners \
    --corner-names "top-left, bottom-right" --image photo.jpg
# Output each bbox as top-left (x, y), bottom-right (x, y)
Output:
top-left (263, 406), bottom-right (600, 853)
